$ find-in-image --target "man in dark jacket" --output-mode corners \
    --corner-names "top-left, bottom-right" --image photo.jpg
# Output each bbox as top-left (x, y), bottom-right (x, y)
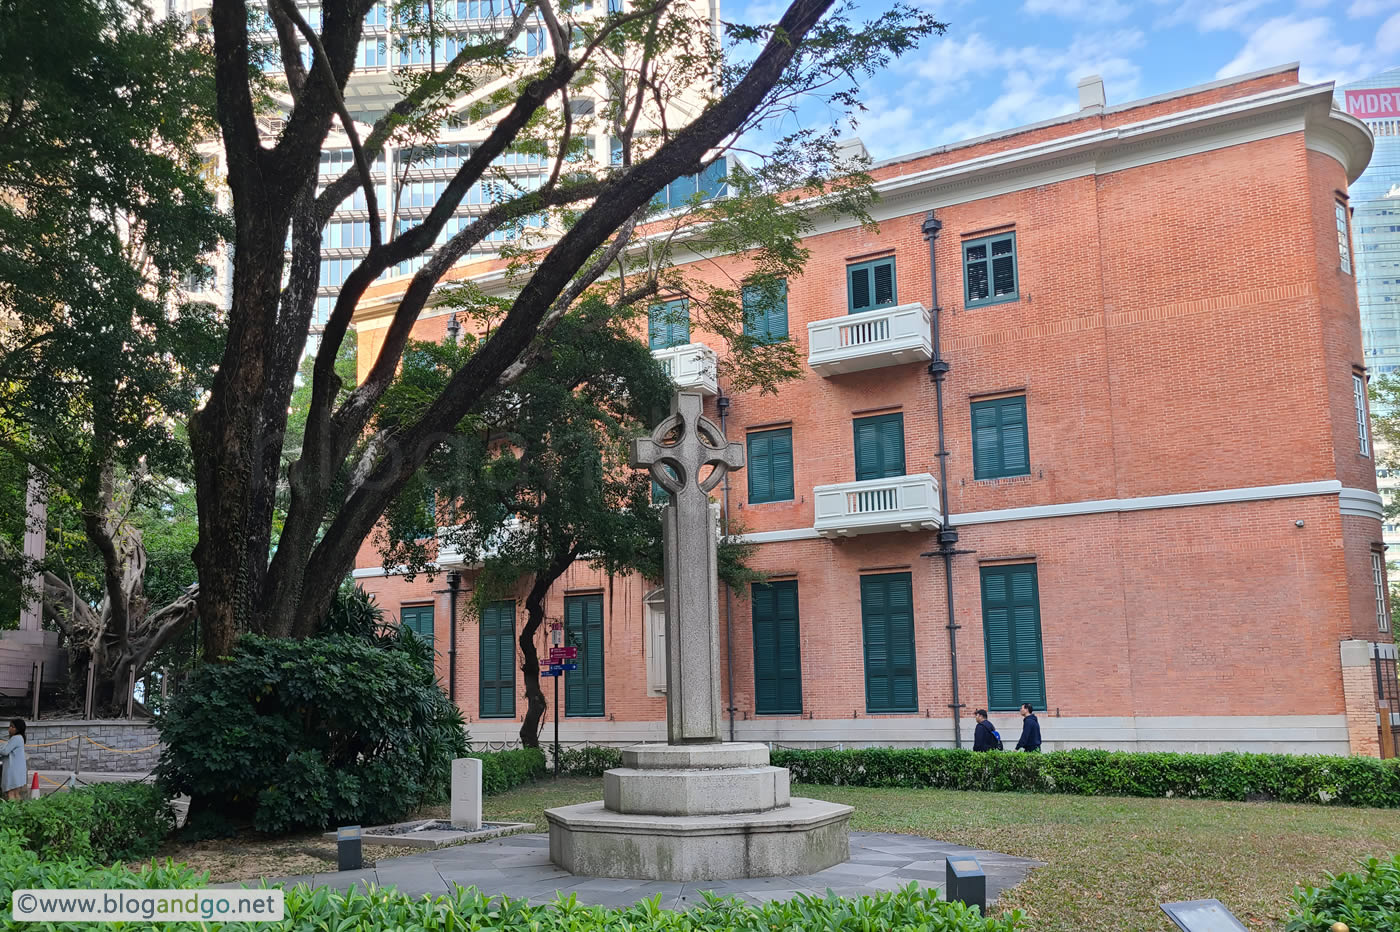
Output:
top-left (972, 710), bottom-right (1000, 751)
top-left (1015, 703), bottom-right (1042, 752)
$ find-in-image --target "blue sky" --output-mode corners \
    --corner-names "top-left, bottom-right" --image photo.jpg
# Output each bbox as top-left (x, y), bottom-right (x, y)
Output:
top-left (729, 0), bottom-right (1400, 160)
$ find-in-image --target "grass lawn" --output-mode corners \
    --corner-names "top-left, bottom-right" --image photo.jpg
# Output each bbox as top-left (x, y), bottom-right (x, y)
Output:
top-left (482, 777), bottom-right (1400, 932)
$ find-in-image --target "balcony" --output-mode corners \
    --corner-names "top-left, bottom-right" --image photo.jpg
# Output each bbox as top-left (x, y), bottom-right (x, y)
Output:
top-left (436, 518), bottom-right (520, 568)
top-left (812, 474), bottom-right (942, 538)
top-left (652, 342), bottom-right (719, 396)
top-left (807, 302), bottom-right (932, 376)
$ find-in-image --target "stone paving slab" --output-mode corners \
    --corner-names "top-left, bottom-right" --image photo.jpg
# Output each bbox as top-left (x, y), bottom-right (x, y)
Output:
top-left (245, 831), bottom-right (1041, 909)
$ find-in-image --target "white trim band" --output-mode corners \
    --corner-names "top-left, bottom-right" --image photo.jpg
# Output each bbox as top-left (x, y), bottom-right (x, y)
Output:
top-left (952, 479), bottom-right (1343, 526)
top-left (1372, 642), bottom-right (1398, 660)
top-left (731, 480), bottom-right (1380, 544)
top-left (1340, 487), bottom-right (1385, 521)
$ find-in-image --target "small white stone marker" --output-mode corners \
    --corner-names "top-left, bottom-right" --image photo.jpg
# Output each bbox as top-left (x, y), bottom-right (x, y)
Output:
top-left (450, 758), bottom-right (482, 830)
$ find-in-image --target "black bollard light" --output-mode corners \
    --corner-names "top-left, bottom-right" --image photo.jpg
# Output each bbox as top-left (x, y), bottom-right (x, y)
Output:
top-left (336, 825), bottom-right (362, 872)
top-left (945, 855), bottom-right (986, 913)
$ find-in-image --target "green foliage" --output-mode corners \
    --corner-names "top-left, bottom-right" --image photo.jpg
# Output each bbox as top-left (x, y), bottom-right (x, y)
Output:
top-left (555, 745), bottom-right (624, 777)
top-left (467, 748), bottom-right (547, 794)
top-left (0, 783), bottom-right (173, 863)
top-left (1288, 854), bottom-right (1400, 931)
top-left (772, 747), bottom-right (1400, 808)
top-left (156, 633), bottom-right (468, 835)
top-left (0, 829), bottom-right (206, 916)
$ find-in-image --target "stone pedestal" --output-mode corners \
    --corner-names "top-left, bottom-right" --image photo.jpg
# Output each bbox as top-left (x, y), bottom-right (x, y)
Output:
top-left (546, 742), bottom-right (852, 881)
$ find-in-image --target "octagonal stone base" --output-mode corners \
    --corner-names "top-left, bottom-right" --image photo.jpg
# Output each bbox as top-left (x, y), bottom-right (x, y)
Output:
top-left (546, 797), bottom-right (853, 881)
top-left (604, 766), bottom-right (791, 816)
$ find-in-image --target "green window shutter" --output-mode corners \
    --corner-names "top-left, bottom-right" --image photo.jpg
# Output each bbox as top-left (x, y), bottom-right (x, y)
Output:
top-left (747, 428), bottom-right (793, 503)
top-left (860, 573), bottom-right (917, 713)
top-left (651, 464), bottom-right (678, 505)
top-left (853, 413), bottom-right (905, 481)
top-left (980, 564), bottom-right (1045, 712)
top-left (742, 280), bottom-right (788, 343)
top-left (564, 594), bottom-right (605, 716)
top-left (751, 580), bottom-right (803, 715)
top-left (963, 233), bottom-right (1018, 308)
top-left (971, 396), bottom-right (1029, 479)
top-left (400, 604), bottom-right (434, 651)
top-left (847, 257), bottom-right (897, 314)
top-left (648, 299), bottom-right (690, 349)
top-left (479, 600), bottom-right (516, 718)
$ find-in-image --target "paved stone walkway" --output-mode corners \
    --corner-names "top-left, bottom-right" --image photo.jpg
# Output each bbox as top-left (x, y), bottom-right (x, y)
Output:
top-left (256, 831), bottom-right (1043, 909)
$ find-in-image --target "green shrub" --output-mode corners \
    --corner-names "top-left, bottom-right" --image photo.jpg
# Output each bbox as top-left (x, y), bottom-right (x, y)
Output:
top-left (770, 748), bottom-right (1400, 807)
top-left (1287, 854), bottom-right (1400, 931)
top-left (468, 748), bottom-right (546, 794)
top-left (556, 745), bottom-right (623, 777)
top-left (0, 828), bottom-right (207, 912)
top-left (85, 782), bottom-right (174, 861)
top-left (0, 782), bottom-right (173, 863)
top-left (0, 790), bottom-right (94, 860)
top-left (156, 633), bottom-right (468, 835)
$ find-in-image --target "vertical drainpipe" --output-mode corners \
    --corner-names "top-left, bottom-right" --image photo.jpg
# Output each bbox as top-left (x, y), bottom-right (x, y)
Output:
top-left (447, 570), bottom-right (461, 705)
top-left (717, 392), bottom-right (737, 742)
top-left (922, 211), bottom-right (964, 749)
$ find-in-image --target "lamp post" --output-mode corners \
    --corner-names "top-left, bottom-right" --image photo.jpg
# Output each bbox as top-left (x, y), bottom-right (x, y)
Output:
top-left (445, 312), bottom-right (461, 342)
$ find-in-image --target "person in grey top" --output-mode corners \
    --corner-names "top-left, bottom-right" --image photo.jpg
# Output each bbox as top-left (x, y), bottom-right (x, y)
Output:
top-left (1, 719), bottom-right (27, 800)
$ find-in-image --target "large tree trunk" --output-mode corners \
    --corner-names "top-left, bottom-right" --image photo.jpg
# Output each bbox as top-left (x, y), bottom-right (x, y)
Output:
top-left (195, 0), bottom-right (837, 654)
top-left (39, 545), bottom-right (199, 718)
top-left (518, 550), bottom-right (575, 749)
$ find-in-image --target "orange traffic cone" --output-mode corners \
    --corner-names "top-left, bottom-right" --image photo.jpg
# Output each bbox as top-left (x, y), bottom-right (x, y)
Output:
top-left (29, 772), bottom-right (38, 800)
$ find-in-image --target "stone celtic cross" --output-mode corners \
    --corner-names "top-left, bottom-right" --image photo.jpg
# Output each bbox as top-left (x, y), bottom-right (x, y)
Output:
top-left (630, 392), bottom-right (744, 744)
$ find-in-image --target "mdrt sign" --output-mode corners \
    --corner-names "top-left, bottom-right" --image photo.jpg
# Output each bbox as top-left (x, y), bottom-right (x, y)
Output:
top-left (1344, 88), bottom-right (1400, 119)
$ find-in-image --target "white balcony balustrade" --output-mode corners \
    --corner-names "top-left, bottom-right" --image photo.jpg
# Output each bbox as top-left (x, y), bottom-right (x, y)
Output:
top-left (436, 518), bottom-right (520, 568)
top-left (652, 342), bottom-right (719, 396)
top-left (812, 473), bottom-right (942, 537)
top-left (807, 302), bottom-right (933, 376)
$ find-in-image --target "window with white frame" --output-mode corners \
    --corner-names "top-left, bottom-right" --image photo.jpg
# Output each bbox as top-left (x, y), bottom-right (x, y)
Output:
top-left (1356, 373), bottom-right (1371, 456)
top-left (1338, 201), bottom-right (1352, 275)
top-left (643, 588), bottom-right (667, 696)
top-left (1374, 551), bottom-right (1390, 633)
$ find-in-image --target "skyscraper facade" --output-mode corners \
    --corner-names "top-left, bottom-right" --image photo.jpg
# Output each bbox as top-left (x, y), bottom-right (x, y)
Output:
top-left (160, 0), bottom-right (721, 340)
top-left (1338, 72), bottom-right (1400, 546)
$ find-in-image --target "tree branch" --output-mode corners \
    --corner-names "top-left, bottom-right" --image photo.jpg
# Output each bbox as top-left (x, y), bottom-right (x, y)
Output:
top-left (277, 0), bottom-right (381, 247)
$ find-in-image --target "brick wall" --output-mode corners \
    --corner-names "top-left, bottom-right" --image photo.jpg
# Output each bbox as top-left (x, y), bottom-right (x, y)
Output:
top-left (352, 70), bottom-right (1380, 754)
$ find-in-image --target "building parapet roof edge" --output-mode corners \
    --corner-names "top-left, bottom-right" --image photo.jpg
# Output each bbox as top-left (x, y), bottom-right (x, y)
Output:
top-left (353, 65), bottom-right (1356, 321)
top-left (869, 62), bottom-right (1304, 173)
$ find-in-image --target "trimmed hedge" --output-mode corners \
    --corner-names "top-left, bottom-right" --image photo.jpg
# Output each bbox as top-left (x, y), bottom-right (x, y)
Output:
top-left (555, 745), bottom-right (623, 777)
top-left (1287, 854), bottom-right (1400, 930)
top-left (468, 748), bottom-right (547, 794)
top-left (770, 748), bottom-right (1400, 808)
top-left (0, 782), bottom-right (173, 862)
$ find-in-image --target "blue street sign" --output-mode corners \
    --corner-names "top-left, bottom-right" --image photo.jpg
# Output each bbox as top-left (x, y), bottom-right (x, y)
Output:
top-left (540, 669), bottom-right (562, 678)
top-left (558, 663), bottom-right (579, 671)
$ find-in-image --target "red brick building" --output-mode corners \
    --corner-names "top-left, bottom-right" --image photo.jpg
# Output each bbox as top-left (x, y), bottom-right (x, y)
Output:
top-left (352, 64), bottom-right (1396, 756)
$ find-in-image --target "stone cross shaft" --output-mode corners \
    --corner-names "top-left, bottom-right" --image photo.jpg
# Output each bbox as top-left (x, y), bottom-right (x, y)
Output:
top-left (630, 392), bottom-right (743, 744)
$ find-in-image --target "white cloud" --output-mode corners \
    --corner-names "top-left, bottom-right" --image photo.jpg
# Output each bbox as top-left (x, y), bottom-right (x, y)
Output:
top-left (1381, 12), bottom-right (1400, 52)
top-left (1151, 0), bottom-right (1267, 31)
top-left (1023, 0), bottom-right (1132, 21)
top-left (850, 98), bottom-right (929, 159)
top-left (1350, 0), bottom-right (1400, 17)
top-left (1216, 16), bottom-right (1368, 85)
top-left (933, 69), bottom-right (1079, 143)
